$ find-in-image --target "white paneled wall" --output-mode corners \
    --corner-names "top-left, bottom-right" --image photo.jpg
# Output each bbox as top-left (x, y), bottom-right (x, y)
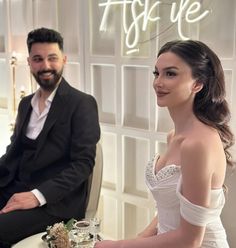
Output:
top-left (0, 0), bottom-right (235, 246)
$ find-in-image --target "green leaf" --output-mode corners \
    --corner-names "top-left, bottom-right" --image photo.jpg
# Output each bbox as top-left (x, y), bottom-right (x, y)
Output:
top-left (65, 218), bottom-right (76, 231)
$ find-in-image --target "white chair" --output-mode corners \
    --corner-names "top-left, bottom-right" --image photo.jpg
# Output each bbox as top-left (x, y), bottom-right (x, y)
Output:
top-left (85, 142), bottom-right (103, 219)
top-left (12, 143), bottom-right (103, 247)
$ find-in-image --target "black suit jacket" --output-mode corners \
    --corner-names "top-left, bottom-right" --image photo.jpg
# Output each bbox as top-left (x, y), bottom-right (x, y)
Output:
top-left (0, 78), bottom-right (100, 219)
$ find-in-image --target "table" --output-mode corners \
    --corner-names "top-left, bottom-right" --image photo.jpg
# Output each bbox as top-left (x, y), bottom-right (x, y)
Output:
top-left (12, 230), bottom-right (102, 247)
top-left (12, 232), bottom-right (47, 248)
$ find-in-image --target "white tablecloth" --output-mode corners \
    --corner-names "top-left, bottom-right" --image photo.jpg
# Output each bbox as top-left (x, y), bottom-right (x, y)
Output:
top-left (12, 232), bottom-right (47, 248)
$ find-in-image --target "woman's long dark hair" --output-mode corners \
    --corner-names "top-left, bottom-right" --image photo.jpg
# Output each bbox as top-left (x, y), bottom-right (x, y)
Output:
top-left (158, 40), bottom-right (235, 167)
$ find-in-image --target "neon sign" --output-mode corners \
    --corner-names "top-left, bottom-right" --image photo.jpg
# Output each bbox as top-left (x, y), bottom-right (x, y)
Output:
top-left (99, 0), bottom-right (210, 54)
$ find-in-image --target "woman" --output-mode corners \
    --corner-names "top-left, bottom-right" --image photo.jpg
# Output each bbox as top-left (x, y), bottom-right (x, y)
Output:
top-left (95, 40), bottom-right (234, 248)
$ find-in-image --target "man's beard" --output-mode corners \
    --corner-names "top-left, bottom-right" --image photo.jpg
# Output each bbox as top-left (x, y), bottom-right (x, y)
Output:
top-left (32, 69), bottom-right (63, 91)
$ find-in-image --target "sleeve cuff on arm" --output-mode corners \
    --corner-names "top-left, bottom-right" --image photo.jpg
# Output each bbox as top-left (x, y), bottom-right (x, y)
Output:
top-left (31, 189), bottom-right (47, 206)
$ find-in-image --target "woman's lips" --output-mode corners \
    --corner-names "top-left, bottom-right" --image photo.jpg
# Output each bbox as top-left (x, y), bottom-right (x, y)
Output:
top-left (156, 91), bottom-right (169, 97)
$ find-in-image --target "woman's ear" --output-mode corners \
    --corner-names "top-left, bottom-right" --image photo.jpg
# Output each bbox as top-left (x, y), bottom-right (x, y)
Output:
top-left (192, 81), bottom-right (203, 94)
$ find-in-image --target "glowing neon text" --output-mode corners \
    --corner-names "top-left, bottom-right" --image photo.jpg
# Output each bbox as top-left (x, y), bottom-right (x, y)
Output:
top-left (99, 0), bottom-right (210, 54)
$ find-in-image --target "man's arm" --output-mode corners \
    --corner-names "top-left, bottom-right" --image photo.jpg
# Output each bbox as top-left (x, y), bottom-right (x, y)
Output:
top-left (37, 93), bottom-right (100, 204)
top-left (0, 192), bottom-right (39, 213)
top-left (1, 92), bottom-right (100, 212)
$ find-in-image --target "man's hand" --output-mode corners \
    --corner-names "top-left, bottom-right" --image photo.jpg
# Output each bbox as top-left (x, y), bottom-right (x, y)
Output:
top-left (0, 192), bottom-right (40, 214)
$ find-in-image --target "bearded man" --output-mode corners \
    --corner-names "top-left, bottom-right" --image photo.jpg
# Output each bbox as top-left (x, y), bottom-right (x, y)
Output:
top-left (0, 27), bottom-right (100, 247)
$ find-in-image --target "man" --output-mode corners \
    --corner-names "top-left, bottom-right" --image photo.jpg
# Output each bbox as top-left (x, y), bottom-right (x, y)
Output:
top-left (0, 27), bottom-right (100, 247)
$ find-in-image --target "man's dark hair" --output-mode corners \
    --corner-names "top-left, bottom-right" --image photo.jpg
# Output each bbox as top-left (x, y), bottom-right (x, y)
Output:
top-left (27, 27), bottom-right (64, 53)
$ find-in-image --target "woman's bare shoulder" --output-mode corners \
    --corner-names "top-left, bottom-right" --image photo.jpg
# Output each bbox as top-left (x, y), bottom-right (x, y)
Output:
top-left (182, 127), bottom-right (222, 160)
top-left (180, 124), bottom-right (225, 177)
top-left (181, 135), bottom-right (208, 160)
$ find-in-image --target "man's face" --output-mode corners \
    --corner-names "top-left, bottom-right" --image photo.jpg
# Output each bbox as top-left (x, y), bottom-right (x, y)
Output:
top-left (28, 42), bottom-right (67, 91)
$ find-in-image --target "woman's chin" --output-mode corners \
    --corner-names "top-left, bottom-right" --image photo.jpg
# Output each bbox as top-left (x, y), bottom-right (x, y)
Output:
top-left (156, 100), bottom-right (166, 107)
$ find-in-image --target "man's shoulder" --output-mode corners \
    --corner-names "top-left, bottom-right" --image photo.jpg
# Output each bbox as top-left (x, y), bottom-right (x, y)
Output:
top-left (59, 79), bottom-right (97, 104)
top-left (19, 93), bottom-right (34, 105)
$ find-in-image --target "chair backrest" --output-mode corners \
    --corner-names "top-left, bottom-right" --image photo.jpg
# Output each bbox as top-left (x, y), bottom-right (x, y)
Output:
top-left (85, 143), bottom-right (103, 219)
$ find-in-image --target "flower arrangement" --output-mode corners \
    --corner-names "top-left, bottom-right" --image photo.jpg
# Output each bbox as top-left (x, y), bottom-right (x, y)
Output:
top-left (43, 219), bottom-right (75, 248)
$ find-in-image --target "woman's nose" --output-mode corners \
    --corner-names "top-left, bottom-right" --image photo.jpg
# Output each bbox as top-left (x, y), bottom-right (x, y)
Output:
top-left (153, 76), bottom-right (162, 88)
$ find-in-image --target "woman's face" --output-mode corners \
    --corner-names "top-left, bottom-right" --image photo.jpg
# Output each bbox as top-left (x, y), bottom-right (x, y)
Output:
top-left (153, 51), bottom-right (201, 109)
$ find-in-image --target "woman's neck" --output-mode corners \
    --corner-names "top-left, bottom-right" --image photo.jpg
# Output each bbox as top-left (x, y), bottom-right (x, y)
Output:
top-left (168, 104), bottom-right (197, 135)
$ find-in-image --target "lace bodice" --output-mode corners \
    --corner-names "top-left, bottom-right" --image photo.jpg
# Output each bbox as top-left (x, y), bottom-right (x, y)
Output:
top-left (145, 154), bottom-right (229, 248)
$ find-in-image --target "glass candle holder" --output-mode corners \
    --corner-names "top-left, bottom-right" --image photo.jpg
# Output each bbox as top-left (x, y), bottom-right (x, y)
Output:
top-left (90, 217), bottom-right (101, 243)
top-left (73, 220), bottom-right (91, 244)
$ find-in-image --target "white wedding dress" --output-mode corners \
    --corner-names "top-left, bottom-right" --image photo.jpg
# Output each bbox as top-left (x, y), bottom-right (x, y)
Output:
top-left (145, 154), bottom-right (230, 248)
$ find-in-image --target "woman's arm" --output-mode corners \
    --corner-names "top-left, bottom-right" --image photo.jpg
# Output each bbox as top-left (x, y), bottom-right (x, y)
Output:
top-left (95, 224), bottom-right (203, 248)
top-left (137, 216), bottom-right (158, 238)
top-left (95, 138), bottom-right (214, 248)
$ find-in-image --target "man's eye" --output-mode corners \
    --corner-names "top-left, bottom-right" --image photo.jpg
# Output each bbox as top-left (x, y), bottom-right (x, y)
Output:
top-left (49, 57), bottom-right (58, 62)
top-left (32, 58), bottom-right (43, 62)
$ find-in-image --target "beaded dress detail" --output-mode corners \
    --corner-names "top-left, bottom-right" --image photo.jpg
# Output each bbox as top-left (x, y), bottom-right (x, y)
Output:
top-left (145, 154), bottom-right (229, 248)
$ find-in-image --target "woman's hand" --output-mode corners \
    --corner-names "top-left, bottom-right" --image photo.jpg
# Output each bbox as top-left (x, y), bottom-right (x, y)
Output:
top-left (94, 240), bottom-right (121, 248)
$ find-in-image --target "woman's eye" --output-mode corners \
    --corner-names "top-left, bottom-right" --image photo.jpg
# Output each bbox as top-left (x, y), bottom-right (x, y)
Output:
top-left (166, 71), bottom-right (176, 77)
top-left (153, 70), bottom-right (159, 77)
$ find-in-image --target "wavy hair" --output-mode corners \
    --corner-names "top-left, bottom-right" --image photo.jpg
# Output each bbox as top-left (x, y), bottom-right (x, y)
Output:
top-left (27, 27), bottom-right (63, 53)
top-left (158, 40), bottom-right (234, 167)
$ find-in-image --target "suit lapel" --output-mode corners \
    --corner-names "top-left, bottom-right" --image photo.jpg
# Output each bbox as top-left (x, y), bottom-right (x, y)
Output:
top-left (35, 79), bottom-right (70, 156)
top-left (17, 96), bottom-right (33, 134)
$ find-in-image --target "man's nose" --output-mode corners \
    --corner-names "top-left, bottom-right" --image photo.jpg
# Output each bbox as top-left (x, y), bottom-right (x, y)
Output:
top-left (41, 59), bottom-right (51, 69)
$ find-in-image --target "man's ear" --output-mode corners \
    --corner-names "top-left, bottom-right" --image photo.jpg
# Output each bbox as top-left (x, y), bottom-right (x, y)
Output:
top-left (192, 81), bottom-right (203, 94)
top-left (63, 55), bottom-right (67, 64)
